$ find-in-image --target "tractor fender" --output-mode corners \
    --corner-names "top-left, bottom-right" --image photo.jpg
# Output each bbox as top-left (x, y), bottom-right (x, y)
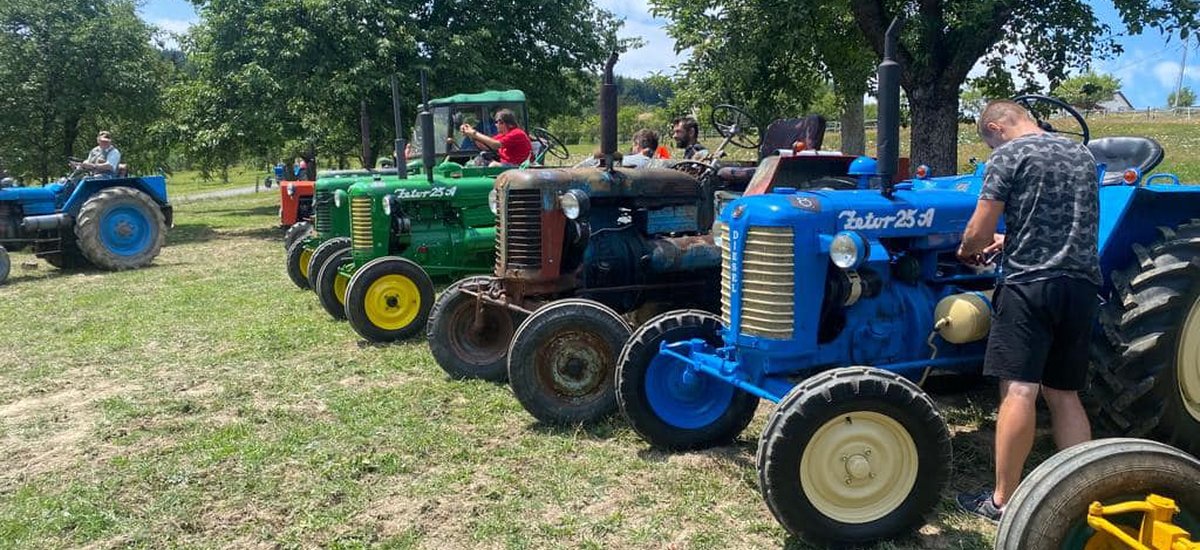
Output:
top-left (61, 175), bottom-right (170, 215)
top-left (1098, 184), bottom-right (1200, 291)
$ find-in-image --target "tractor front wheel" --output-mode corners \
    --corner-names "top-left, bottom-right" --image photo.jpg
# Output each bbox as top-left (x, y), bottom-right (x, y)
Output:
top-left (306, 237), bottom-right (350, 291)
top-left (428, 276), bottom-right (517, 382)
top-left (616, 310), bottom-right (758, 450)
top-left (757, 367), bottom-right (951, 546)
top-left (344, 257), bottom-right (434, 342)
top-left (996, 438), bottom-right (1200, 549)
top-left (284, 221), bottom-right (313, 251)
top-left (285, 239), bottom-right (313, 290)
top-left (314, 247), bottom-right (353, 320)
top-left (508, 299), bottom-right (631, 425)
top-left (0, 245), bottom-right (9, 284)
top-left (75, 187), bottom-right (166, 270)
top-left (1091, 222), bottom-right (1200, 456)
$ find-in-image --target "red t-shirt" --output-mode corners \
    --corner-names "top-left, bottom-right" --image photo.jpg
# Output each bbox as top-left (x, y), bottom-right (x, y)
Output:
top-left (496, 128), bottom-right (532, 165)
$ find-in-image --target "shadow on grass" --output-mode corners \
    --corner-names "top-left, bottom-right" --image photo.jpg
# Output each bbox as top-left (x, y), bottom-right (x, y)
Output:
top-left (525, 415), bottom-right (627, 441)
top-left (200, 204), bottom-right (279, 217)
top-left (167, 223), bottom-right (283, 246)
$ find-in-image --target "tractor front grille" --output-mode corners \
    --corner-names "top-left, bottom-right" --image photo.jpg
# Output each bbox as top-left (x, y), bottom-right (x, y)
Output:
top-left (351, 197), bottom-right (373, 251)
top-left (721, 224), bottom-right (795, 339)
top-left (314, 190), bottom-right (333, 236)
top-left (497, 189), bottom-right (542, 271)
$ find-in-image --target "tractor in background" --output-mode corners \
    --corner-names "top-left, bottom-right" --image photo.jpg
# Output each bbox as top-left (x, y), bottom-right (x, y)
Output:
top-left (425, 53), bottom-right (886, 427)
top-left (0, 165), bottom-right (171, 284)
top-left (281, 178), bottom-right (317, 250)
top-left (613, 18), bottom-right (1200, 545)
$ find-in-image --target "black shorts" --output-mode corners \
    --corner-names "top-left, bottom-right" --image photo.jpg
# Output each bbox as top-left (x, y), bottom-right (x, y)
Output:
top-left (983, 277), bottom-right (1099, 390)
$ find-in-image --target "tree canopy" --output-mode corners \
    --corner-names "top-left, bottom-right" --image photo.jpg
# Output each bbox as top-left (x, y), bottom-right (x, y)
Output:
top-left (1052, 72), bottom-right (1122, 111)
top-left (1169, 86), bottom-right (1196, 108)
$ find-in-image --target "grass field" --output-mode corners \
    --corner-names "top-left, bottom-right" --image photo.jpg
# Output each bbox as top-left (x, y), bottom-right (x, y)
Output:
top-left (2, 116), bottom-right (1194, 548)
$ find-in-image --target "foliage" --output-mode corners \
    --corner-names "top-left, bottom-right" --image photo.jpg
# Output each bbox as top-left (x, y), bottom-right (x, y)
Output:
top-left (0, 0), bottom-right (175, 182)
top-left (1052, 72), bottom-right (1122, 110)
top-left (1169, 86), bottom-right (1196, 107)
top-left (616, 74), bottom-right (674, 107)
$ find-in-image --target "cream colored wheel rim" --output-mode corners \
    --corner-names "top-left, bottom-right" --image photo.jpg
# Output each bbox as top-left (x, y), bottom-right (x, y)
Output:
top-left (1176, 297), bottom-right (1200, 421)
top-left (799, 411), bottom-right (919, 524)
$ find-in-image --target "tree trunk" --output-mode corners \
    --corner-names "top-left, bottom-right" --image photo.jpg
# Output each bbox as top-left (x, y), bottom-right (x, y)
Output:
top-left (838, 95), bottom-right (865, 156)
top-left (907, 85), bottom-right (960, 175)
top-left (62, 117), bottom-right (79, 160)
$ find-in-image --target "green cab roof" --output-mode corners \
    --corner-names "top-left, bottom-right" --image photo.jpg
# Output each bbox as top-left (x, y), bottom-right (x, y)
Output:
top-left (429, 90), bottom-right (526, 106)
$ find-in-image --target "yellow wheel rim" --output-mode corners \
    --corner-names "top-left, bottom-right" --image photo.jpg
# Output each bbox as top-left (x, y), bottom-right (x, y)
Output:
top-left (1177, 297), bottom-right (1200, 421)
top-left (799, 411), bottom-right (919, 524)
top-left (363, 274), bottom-right (421, 330)
top-left (334, 272), bottom-right (349, 305)
top-left (299, 249), bottom-right (313, 279)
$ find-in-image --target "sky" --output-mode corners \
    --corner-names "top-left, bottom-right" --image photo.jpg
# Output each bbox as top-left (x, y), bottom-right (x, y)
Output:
top-left (139, 0), bottom-right (1198, 109)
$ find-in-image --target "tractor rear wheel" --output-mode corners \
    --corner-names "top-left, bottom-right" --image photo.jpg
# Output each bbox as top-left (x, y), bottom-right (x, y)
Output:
top-left (343, 256), bottom-right (435, 342)
top-left (996, 438), bottom-right (1200, 549)
top-left (285, 239), bottom-right (313, 290)
top-left (306, 237), bottom-right (350, 291)
top-left (284, 221), bottom-right (313, 251)
top-left (757, 367), bottom-right (951, 546)
top-left (314, 247), bottom-right (353, 320)
top-left (1091, 222), bottom-right (1200, 456)
top-left (75, 187), bottom-right (166, 270)
top-left (0, 245), bottom-right (9, 284)
top-left (36, 237), bottom-right (89, 269)
top-left (428, 276), bottom-right (518, 382)
top-left (616, 310), bottom-right (758, 450)
top-left (507, 299), bottom-right (631, 425)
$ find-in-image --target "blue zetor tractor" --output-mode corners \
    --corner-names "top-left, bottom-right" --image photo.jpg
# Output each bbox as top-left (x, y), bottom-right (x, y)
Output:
top-left (0, 165), bottom-right (170, 284)
top-left (614, 19), bottom-right (1200, 546)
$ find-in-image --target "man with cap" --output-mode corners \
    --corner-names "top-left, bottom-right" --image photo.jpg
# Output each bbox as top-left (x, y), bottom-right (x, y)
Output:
top-left (72, 131), bottom-right (121, 178)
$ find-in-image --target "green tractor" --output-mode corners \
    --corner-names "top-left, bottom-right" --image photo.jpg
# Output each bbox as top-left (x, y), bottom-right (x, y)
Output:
top-left (306, 80), bottom-right (570, 342)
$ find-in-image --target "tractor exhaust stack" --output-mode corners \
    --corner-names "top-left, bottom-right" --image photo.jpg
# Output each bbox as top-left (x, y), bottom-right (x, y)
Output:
top-left (419, 70), bottom-right (435, 184)
top-left (599, 52), bottom-right (619, 172)
top-left (391, 75), bottom-right (407, 179)
top-left (876, 17), bottom-right (904, 198)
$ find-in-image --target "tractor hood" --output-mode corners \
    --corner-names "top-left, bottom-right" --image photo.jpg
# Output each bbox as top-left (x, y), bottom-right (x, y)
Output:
top-left (496, 167), bottom-right (699, 205)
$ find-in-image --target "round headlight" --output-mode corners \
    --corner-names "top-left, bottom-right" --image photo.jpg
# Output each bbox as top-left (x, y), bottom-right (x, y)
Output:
top-left (333, 189), bottom-right (346, 208)
top-left (382, 195), bottom-right (393, 216)
top-left (488, 189), bottom-right (499, 215)
top-left (830, 232), bottom-right (867, 269)
top-left (558, 189), bottom-right (589, 220)
top-left (287, 183), bottom-right (296, 196)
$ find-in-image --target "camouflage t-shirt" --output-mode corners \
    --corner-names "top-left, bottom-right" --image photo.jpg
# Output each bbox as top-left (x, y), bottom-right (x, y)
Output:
top-left (980, 133), bottom-right (1101, 285)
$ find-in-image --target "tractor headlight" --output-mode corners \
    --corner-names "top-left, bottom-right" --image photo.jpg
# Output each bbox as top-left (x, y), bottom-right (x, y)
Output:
top-left (333, 189), bottom-right (347, 208)
top-left (287, 183), bottom-right (296, 197)
top-left (488, 189), bottom-right (499, 215)
top-left (382, 194), bottom-right (394, 216)
top-left (559, 189), bottom-right (590, 220)
top-left (830, 231), bottom-right (867, 269)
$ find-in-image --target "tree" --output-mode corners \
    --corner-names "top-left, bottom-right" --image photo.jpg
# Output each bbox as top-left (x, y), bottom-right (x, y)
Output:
top-left (0, 0), bottom-right (175, 182)
top-left (1169, 86), bottom-right (1196, 107)
top-left (1052, 72), bottom-right (1122, 110)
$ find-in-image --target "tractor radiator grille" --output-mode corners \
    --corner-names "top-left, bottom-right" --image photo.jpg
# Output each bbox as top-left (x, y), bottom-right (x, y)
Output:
top-left (721, 224), bottom-right (795, 339)
top-left (314, 190), bottom-right (333, 236)
top-left (351, 197), bottom-right (373, 251)
top-left (497, 189), bottom-right (541, 271)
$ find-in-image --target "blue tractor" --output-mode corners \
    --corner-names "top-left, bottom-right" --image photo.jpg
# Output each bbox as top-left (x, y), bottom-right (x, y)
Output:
top-left (0, 166), bottom-right (171, 284)
top-left (614, 20), bottom-right (1200, 546)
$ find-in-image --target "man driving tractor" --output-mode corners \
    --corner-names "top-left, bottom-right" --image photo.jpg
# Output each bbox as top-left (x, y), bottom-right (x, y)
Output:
top-left (459, 108), bottom-right (532, 167)
top-left (70, 131), bottom-right (121, 178)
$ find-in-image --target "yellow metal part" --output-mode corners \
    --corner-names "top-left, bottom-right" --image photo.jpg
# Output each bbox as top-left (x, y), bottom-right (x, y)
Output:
top-left (1085, 494), bottom-right (1198, 550)
top-left (363, 274), bottom-right (421, 330)
top-left (334, 272), bottom-right (348, 305)
top-left (719, 225), bottom-right (795, 339)
top-left (299, 248), bottom-right (313, 279)
top-left (350, 197), bottom-right (373, 251)
top-left (798, 411), bottom-right (919, 524)
top-left (933, 290), bottom-right (993, 344)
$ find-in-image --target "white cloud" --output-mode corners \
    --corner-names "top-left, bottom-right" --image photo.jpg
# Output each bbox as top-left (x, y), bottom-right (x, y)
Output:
top-left (149, 17), bottom-right (194, 35)
top-left (593, 0), bottom-right (689, 77)
top-left (1151, 60), bottom-right (1200, 88)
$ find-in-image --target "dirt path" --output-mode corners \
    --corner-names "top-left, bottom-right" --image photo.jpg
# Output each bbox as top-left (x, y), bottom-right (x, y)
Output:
top-left (175, 185), bottom-right (266, 203)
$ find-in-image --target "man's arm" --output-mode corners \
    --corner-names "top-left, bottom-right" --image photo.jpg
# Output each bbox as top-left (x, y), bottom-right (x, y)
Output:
top-left (959, 199), bottom-right (1005, 261)
top-left (461, 124), bottom-right (501, 150)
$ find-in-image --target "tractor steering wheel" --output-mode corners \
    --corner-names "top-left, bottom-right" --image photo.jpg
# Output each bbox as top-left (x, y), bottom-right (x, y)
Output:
top-left (710, 104), bottom-right (762, 150)
top-left (1012, 94), bottom-right (1090, 145)
top-left (671, 159), bottom-right (718, 181)
top-left (531, 127), bottom-right (570, 163)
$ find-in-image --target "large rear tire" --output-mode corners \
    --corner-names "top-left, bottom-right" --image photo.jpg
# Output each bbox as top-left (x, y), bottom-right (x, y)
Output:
top-left (284, 221), bottom-right (313, 251)
top-left (314, 247), bottom-right (353, 321)
top-left (285, 239), bottom-right (313, 290)
top-left (343, 256), bottom-right (435, 342)
top-left (996, 438), bottom-right (1200, 549)
top-left (616, 309), bottom-right (758, 450)
top-left (36, 237), bottom-right (90, 269)
top-left (507, 299), bottom-right (631, 425)
top-left (757, 367), bottom-right (951, 546)
top-left (1091, 222), bottom-right (1200, 456)
top-left (428, 276), bottom-right (517, 382)
top-left (74, 187), bottom-right (166, 270)
top-left (0, 245), bottom-right (9, 284)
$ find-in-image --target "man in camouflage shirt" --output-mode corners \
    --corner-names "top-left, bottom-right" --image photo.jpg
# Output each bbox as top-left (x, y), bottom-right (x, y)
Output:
top-left (956, 100), bottom-right (1100, 522)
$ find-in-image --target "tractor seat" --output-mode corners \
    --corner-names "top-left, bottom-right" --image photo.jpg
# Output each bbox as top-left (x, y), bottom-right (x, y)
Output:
top-left (1087, 137), bottom-right (1164, 185)
top-left (117, 163), bottom-right (129, 178)
top-left (760, 115), bottom-right (827, 158)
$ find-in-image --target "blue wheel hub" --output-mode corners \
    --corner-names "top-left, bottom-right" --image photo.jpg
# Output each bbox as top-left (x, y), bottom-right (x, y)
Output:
top-left (645, 351), bottom-right (735, 430)
top-left (100, 206), bottom-right (153, 256)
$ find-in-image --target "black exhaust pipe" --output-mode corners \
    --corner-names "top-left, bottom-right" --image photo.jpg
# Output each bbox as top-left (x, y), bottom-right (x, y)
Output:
top-left (419, 70), bottom-right (435, 184)
top-left (876, 17), bottom-right (904, 198)
top-left (391, 75), bottom-right (407, 179)
top-left (599, 52), bottom-right (619, 171)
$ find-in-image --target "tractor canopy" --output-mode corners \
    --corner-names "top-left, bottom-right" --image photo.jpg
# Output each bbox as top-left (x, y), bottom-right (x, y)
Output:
top-left (410, 89), bottom-right (528, 163)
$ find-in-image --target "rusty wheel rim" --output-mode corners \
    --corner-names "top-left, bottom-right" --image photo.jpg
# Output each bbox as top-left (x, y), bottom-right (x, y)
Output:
top-left (448, 300), bottom-right (513, 365)
top-left (534, 329), bottom-right (613, 401)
